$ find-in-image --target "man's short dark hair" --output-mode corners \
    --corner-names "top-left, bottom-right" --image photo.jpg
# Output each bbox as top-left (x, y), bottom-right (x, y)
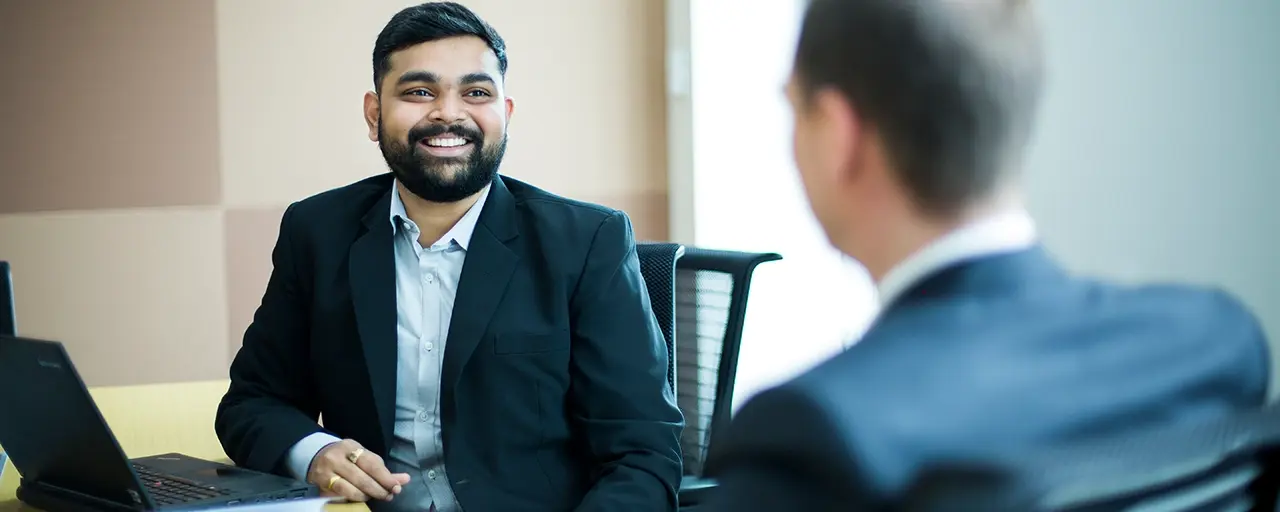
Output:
top-left (373, 2), bottom-right (508, 92)
top-left (794, 0), bottom-right (1043, 216)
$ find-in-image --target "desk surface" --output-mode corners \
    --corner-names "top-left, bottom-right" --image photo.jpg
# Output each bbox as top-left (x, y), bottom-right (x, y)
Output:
top-left (0, 380), bottom-right (366, 511)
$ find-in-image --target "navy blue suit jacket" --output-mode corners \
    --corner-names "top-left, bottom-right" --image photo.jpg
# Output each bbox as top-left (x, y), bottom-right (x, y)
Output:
top-left (215, 173), bottom-right (684, 511)
top-left (703, 247), bottom-right (1270, 511)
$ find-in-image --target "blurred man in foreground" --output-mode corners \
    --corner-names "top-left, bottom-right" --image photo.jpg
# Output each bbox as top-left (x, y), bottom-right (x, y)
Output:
top-left (703, 0), bottom-right (1271, 509)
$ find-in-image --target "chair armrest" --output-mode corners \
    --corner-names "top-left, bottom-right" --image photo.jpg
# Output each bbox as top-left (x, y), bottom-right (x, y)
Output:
top-left (679, 475), bottom-right (718, 508)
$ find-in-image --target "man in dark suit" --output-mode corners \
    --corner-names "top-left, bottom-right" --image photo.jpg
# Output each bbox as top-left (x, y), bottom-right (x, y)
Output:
top-left (703, 0), bottom-right (1272, 510)
top-left (215, 3), bottom-right (683, 511)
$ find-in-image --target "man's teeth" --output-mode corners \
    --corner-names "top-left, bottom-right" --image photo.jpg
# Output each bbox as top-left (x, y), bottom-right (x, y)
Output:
top-left (425, 137), bottom-right (468, 147)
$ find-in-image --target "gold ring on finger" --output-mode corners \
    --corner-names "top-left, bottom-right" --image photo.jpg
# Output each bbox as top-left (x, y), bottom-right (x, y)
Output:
top-left (327, 475), bottom-right (343, 491)
top-left (346, 448), bottom-right (365, 465)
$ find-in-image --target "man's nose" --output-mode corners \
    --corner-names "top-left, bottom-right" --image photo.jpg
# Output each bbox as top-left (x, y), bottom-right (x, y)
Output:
top-left (429, 95), bottom-right (466, 122)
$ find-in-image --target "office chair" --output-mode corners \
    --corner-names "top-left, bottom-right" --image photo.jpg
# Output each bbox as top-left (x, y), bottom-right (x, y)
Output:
top-left (902, 401), bottom-right (1280, 512)
top-left (672, 248), bottom-right (782, 509)
top-left (635, 242), bottom-right (685, 392)
top-left (1, 261), bottom-right (15, 337)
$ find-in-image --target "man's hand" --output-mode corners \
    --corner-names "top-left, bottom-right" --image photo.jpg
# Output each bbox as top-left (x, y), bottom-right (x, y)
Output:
top-left (307, 439), bottom-right (411, 503)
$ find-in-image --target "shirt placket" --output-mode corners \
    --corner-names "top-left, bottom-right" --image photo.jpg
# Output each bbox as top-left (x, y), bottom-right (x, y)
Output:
top-left (417, 246), bottom-right (455, 508)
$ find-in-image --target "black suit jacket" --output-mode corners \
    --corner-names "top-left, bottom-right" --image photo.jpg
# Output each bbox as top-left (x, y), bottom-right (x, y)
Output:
top-left (702, 247), bottom-right (1271, 511)
top-left (216, 173), bottom-right (684, 511)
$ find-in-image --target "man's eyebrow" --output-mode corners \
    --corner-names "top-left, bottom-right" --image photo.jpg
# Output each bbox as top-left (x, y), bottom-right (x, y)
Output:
top-left (395, 70), bottom-right (440, 86)
top-left (459, 72), bottom-right (496, 87)
top-left (394, 71), bottom-right (497, 88)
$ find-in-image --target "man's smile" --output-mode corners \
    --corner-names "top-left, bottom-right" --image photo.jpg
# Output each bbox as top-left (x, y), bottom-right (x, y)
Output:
top-left (419, 134), bottom-right (474, 157)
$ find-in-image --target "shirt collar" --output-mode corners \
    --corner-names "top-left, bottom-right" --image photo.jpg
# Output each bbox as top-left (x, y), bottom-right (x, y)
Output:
top-left (389, 182), bottom-right (490, 250)
top-left (877, 209), bottom-right (1037, 308)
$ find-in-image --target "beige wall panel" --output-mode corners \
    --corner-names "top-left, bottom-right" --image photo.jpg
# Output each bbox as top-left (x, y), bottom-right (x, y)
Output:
top-left (215, 0), bottom-right (399, 208)
top-left (216, 0), bottom-right (668, 215)
top-left (0, 209), bottom-right (229, 386)
top-left (0, 0), bottom-right (221, 214)
top-left (474, 1), bottom-right (670, 198)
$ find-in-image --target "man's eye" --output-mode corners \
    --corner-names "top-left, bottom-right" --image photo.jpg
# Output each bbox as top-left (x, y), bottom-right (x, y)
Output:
top-left (466, 90), bottom-right (491, 97)
top-left (406, 90), bottom-right (431, 97)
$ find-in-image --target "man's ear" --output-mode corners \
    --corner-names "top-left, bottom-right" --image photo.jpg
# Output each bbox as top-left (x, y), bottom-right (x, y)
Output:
top-left (504, 96), bottom-right (515, 121)
top-left (363, 91), bottom-right (380, 142)
top-left (813, 87), bottom-right (861, 185)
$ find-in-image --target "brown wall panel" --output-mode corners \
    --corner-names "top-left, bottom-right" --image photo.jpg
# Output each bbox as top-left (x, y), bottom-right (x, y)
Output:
top-left (0, 0), bottom-right (220, 214)
top-left (223, 207), bottom-right (287, 361)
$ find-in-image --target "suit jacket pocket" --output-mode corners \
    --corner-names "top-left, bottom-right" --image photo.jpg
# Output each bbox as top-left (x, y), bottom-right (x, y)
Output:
top-left (493, 331), bottom-right (569, 355)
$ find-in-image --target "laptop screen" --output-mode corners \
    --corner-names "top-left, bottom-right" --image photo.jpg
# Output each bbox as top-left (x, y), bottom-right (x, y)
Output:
top-left (0, 262), bottom-right (15, 337)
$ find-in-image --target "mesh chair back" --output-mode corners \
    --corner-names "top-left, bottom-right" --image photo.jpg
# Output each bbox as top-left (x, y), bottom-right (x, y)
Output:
top-left (0, 262), bottom-right (15, 337)
top-left (903, 402), bottom-right (1280, 512)
top-left (673, 248), bottom-right (782, 477)
top-left (635, 242), bottom-right (684, 392)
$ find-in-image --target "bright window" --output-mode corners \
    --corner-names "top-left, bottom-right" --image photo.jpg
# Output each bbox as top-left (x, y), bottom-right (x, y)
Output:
top-left (668, 0), bottom-right (879, 411)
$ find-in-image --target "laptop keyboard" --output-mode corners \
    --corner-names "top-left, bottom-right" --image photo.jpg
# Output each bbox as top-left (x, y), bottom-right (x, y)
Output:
top-left (132, 463), bottom-right (235, 506)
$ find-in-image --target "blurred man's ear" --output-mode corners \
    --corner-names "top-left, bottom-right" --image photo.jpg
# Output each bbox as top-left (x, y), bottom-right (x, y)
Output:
top-left (812, 86), bottom-right (862, 185)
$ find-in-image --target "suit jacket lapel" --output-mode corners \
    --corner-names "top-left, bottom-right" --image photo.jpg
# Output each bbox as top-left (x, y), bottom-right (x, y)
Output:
top-left (348, 188), bottom-right (397, 451)
top-left (441, 177), bottom-right (519, 423)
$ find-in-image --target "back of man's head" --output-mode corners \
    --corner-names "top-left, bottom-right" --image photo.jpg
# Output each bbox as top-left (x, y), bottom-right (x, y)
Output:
top-left (794, 0), bottom-right (1044, 217)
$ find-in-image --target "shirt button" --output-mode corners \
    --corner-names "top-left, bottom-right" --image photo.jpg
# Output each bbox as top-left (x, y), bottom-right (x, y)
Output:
top-left (427, 470), bottom-right (437, 480)
top-left (418, 410), bottom-right (429, 423)
top-left (423, 341), bottom-right (434, 351)
top-left (425, 273), bottom-right (435, 284)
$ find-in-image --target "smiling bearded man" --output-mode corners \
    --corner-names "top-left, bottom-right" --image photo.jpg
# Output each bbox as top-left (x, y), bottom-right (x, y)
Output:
top-left (215, 3), bottom-right (685, 511)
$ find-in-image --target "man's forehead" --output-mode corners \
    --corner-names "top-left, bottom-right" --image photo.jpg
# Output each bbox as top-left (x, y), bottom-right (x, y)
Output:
top-left (387, 36), bottom-right (501, 76)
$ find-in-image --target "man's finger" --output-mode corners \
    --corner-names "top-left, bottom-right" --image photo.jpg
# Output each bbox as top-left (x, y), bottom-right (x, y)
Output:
top-left (355, 452), bottom-right (405, 496)
top-left (329, 475), bottom-right (370, 503)
top-left (336, 462), bottom-right (390, 501)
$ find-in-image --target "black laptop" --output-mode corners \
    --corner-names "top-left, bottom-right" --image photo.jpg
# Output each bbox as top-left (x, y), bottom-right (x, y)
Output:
top-left (0, 334), bottom-right (318, 510)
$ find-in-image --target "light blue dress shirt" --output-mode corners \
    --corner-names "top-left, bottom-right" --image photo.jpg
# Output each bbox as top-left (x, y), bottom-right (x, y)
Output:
top-left (285, 183), bottom-right (489, 512)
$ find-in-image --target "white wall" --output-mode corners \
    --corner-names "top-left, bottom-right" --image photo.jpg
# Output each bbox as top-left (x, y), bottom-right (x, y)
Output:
top-left (1025, 0), bottom-right (1280, 393)
top-left (669, 0), bottom-right (1280, 407)
top-left (669, 0), bottom-right (878, 411)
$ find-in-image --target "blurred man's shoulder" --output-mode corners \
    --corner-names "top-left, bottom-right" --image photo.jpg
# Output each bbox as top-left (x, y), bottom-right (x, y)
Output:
top-left (1101, 279), bottom-right (1262, 325)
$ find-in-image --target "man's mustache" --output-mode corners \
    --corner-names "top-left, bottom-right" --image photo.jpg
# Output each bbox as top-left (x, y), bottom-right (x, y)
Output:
top-left (407, 123), bottom-right (483, 145)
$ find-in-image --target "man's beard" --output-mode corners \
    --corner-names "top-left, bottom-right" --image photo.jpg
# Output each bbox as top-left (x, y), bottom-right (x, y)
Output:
top-left (378, 120), bottom-right (506, 203)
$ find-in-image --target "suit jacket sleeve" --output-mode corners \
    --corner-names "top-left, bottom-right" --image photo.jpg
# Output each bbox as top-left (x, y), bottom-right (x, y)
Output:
top-left (215, 203), bottom-right (326, 474)
top-left (568, 211), bottom-right (685, 511)
top-left (704, 385), bottom-right (880, 512)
